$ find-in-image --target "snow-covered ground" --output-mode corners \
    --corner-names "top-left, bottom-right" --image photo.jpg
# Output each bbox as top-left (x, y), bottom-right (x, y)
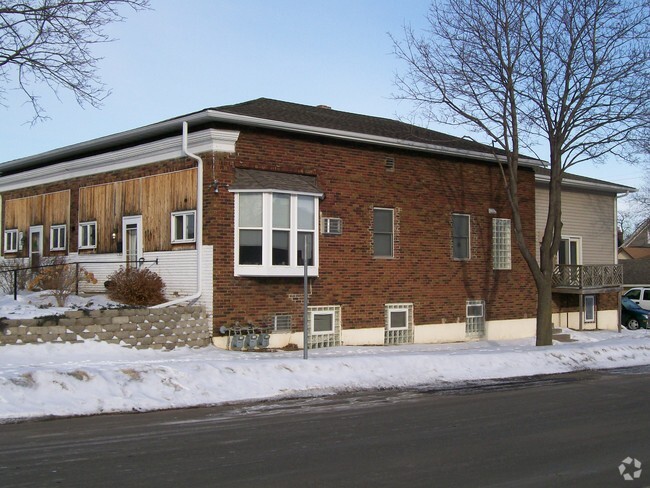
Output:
top-left (0, 290), bottom-right (119, 320)
top-left (1, 322), bottom-right (650, 422)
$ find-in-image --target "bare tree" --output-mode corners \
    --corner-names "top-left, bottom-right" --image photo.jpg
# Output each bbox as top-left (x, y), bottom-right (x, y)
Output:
top-left (0, 0), bottom-right (149, 122)
top-left (393, 0), bottom-right (650, 345)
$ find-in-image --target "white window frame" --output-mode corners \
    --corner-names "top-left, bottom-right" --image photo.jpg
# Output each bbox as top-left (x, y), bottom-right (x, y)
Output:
top-left (492, 218), bottom-right (511, 270)
top-left (558, 236), bottom-right (582, 265)
top-left (373, 207), bottom-right (394, 258)
top-left (4, 229), bottom-right (18, 253)
top-left (310, 310), bottom-right (335, 336)
top-left (234, 191), bottom-right (319, 277)
top-left (584, 295), bottom-right (596, 323)
top-left (78, 221), bottom-right (97, 250)
top-left (387, 307), bottom-right (410, 330)
top-left (452, 213), bottom-right (471, 260)
top-left (171, 210), bottom-right (196, 244)
top-left (466, 301), bottom-right (484, 318)
top-left (50, 225), bottom-right (67, 251)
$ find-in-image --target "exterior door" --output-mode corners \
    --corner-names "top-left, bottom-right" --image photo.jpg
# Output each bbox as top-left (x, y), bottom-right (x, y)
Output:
top-left (123, 216), bottom-right (143, 267)
top-left (29, 226), bottom-right (43, 269)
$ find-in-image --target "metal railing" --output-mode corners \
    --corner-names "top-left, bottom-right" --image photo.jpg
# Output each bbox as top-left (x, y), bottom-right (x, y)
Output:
top-left (1, 258), bottom-right (159, 300)
top-left (552, 264), bottom-right (623, 289)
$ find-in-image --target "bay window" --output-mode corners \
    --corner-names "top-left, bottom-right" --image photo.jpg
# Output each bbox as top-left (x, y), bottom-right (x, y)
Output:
top-left (235, 191), bottom-right (319, 276)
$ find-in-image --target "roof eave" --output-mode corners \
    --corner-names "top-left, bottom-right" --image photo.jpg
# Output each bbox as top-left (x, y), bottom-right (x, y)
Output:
top-left (535, 173), bottom-right (636, 194)
top-left (1, 109), bottom-right (544, 174)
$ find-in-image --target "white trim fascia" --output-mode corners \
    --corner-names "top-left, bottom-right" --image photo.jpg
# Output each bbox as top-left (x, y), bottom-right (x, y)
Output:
top-left (205, 110), bottom-right (544, 168)
top-left (535, 173), bottom-right (634, 194)
top-left (0, 129), bottom-right (239, 192)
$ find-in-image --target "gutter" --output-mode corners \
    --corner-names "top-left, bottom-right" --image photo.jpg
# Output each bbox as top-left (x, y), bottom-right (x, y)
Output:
top-left (151, 121), bottom-right (203, 309)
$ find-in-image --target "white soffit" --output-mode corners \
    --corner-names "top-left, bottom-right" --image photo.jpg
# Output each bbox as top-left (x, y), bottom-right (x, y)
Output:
top-left (0, 129), bottom-right (239, 192)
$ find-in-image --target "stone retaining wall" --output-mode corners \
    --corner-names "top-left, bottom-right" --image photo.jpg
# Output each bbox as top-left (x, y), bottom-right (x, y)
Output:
top-left (0, 305), bottom-right (211, 349)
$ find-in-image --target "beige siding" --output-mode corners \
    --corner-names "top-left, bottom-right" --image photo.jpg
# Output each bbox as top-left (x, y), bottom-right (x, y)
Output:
top-left (535, 184), bottom-right (616, 264)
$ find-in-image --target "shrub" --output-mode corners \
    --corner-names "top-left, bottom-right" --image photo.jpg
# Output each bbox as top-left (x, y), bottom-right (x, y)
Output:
top-left (0, 259), bottom-right (31, 294)
top-left (27, 256), bottom-right (97, 306)
top-left (106, 267), bottom-right (166, 306)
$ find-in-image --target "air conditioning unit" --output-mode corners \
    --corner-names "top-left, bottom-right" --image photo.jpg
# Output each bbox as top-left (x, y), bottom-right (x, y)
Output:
top-left (321, 217), bottom-right (342, 235)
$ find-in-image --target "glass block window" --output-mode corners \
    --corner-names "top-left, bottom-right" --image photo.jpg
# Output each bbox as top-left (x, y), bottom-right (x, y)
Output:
top-left (466, 299), bottom-right (486, 338)
top-left (385, 303), bottom-right (414, 345)
top-left (307, 305), bottom-right (341, 349)
top-left (492, 218), bottom-right (511, 270)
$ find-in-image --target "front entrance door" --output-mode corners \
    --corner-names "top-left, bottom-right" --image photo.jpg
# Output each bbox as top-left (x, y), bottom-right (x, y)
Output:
top-left (123, 216), bottom-right (142, 267)
top-left (29, 226), bottom-right (43, 269)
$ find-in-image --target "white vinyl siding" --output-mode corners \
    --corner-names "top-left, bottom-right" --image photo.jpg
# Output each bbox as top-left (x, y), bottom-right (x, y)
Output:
top-left (535, 185), bottom-right (616, 265)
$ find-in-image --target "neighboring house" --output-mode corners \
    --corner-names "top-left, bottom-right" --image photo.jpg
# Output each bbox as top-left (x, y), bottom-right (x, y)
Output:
top-left (0, 98), bottom-right (626, 347)
top-left (535, 169), bottom-right (633, 330)
top-left (619, 218), bottom-right (650, 260)
top-left (620, 258), bottom-right (650, 288)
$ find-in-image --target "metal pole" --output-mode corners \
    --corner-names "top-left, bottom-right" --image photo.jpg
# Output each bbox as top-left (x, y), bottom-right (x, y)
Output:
top-left (13, 269), bottom-right (17, 301)
top-left (303, 234), bottom-right (309, 360)
top-left (75, 262), bottom-right (80, 296)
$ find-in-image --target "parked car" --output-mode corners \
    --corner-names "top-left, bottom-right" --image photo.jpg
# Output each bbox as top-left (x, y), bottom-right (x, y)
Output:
top-left (621, 296), bottom-right (650, 330)
top-left (624, 287), bottom-right (650, 310)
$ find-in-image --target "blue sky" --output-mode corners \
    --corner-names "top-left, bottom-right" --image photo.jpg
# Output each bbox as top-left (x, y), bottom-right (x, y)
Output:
top-left (0, 0), bottom-right (644, 195)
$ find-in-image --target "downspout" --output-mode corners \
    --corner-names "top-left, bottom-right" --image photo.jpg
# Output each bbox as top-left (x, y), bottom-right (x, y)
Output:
top-left (152, 121), bottom-right (203, 308)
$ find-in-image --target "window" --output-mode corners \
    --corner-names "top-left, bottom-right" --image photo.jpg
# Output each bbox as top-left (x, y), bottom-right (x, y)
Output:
top-left (373, 208), bottom-right (393, 257)
top-left (50, 225), bottom-right (67, 251)
top-left (273, 314), bottom-right (292, 332)
top-left (584, 295), bottom-right (596, 323)
top-left (307, 305), bottom-right (342, 349)
top-left (466, 299), bottom-right (485, 337)
top-left (492, 218), bottom-right (511, 270)
top-left (79, 222), bottom-right (97, 249)
top-left (384, 303), bottom-right (414, 345)
top-left (558, 236), bottom-right (581, 265)
top-left (311, 311), bottom-right (335, 335)
top-left (452, 214), bottom-right (470, 260)
top-left (4, 229), bottom-right (18, 253)
top-left (235, 192), bottom-right (318, 276)
top-left (626, 289), bottom-right (641, 300)
top-left (171, 211), bottom-right (196, 243)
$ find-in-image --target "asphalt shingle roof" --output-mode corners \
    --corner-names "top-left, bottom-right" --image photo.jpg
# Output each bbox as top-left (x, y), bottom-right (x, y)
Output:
top-left (214, 98), bottom-right (504, 157)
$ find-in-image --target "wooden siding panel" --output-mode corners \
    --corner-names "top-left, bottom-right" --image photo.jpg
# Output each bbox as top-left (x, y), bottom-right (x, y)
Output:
top-left (79, 169), bottom-right (196, 254)
top-left (535, 185), bottom-right (615, 264)
top-left (3, 191), bottom-right (70, 255)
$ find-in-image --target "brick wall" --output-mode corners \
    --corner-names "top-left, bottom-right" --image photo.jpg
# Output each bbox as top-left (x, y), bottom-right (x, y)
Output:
top-left (0, 305), bottom-right (210, 349)
top-left (0, 125), bottom-right (540, 336)
top-left (206, 128), bottom-right (538, 332)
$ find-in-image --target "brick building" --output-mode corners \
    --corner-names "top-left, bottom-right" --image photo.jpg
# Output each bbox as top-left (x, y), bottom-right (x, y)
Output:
top-left (0, 98), bottom-right (626, 347)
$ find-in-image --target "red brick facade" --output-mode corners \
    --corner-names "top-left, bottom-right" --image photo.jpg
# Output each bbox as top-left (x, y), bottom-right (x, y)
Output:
top-left (1, 125), bottom-right (540, 334)
top-left (207, 128), bottom-right (538, 331)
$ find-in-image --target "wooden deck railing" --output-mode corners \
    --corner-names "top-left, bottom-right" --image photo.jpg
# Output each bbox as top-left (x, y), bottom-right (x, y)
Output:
top-left (552, 264), bottom-right (623, 289)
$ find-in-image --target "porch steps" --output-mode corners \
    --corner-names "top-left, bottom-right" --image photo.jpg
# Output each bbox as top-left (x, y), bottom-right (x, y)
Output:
top-left (552, 328), bottom-right (577, 343)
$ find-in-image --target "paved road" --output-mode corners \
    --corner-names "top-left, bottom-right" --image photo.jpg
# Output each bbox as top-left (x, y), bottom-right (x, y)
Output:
top-left (1, 368), bottom-right (649, 487)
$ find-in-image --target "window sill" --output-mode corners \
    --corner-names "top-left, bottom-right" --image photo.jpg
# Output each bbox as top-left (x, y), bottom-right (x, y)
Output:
top-left (235, 265), bottom-right (318, 278)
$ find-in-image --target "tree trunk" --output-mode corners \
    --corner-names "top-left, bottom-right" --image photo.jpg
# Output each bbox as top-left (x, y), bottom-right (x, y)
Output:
top-left (535, 278), bottom-right (554, 346)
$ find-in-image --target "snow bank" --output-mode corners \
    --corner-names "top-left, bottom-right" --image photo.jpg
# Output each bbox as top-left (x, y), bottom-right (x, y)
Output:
top-left (1, 328), bottom-right (649, 422)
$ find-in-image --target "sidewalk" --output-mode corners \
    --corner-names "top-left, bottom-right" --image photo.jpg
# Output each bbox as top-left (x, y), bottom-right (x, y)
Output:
top-left (1, 328), bottom-right (649, 422)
